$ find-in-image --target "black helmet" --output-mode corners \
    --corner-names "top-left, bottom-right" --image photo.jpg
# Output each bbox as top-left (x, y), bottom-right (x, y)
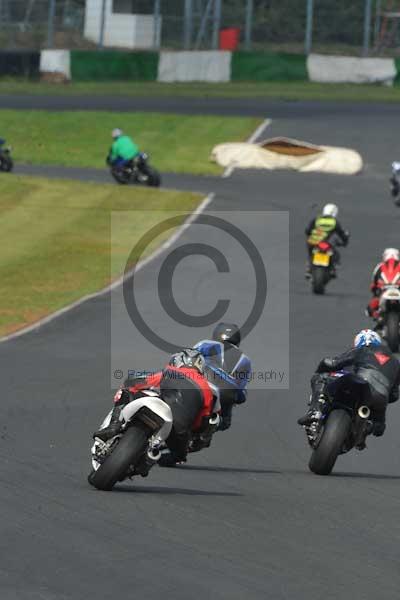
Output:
top-left (212, 322), bottom-right (241, 347)
top-left (169, 348), bottom-right (205, 374)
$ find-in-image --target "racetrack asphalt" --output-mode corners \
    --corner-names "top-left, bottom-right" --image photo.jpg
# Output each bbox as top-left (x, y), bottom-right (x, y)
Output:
top-left (1, 100), bottom-right (400, 599)
top-left (2, 93), bottom-right (400, 117)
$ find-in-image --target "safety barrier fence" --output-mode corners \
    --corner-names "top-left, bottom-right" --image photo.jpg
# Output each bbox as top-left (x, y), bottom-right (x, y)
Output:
top-left (3, 49), bottom-right (400, 86)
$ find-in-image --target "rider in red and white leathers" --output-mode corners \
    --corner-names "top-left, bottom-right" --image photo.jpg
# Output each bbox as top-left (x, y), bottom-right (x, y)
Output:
top-left (93, 349), bottom-right (217, 464)
top-left (367, 248), bottom-right (400, 319)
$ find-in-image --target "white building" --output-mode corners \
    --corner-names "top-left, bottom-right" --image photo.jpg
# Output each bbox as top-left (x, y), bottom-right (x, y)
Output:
top-left (84, 0), bottom-right (161, 49)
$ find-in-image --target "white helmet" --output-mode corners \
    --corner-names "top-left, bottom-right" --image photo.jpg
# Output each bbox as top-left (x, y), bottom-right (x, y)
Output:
top-left (112, 128), bottom-right (123, 139)
top-left (354, 329), bottom-right (382, 348)
top-left (322, 203), bottom-right (338, 218)
top-left (382, 247), bottom-right (399, 262)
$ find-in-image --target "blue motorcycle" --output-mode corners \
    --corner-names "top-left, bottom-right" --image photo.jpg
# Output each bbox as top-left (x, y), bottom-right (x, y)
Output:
top-left (303, 370), bottom-right (373, 475)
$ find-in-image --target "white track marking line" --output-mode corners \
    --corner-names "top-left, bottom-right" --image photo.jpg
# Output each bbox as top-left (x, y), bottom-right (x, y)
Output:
top-left (0, 193), bottom-right (214, 344)
top-left (222, 117), bottom-right (271, 179)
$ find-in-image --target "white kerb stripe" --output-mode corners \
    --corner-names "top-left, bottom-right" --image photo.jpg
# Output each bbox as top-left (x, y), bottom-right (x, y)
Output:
top-left (222, 118), bottom-right (271, 178)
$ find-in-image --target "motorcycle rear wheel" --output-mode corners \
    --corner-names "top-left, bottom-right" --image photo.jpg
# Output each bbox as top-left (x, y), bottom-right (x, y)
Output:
top-left (111, 168), bottom-right (130, 185)
top-left (312, 266), bottom-right (326, 295)
top-left (386, 311), bottom-right (399, 353)
top-left (88, 425), bottom-right (148, 491)
top-left (0, 155), bottom-right (13, 172)
top-left (309, 409), bottom-right (351, 476)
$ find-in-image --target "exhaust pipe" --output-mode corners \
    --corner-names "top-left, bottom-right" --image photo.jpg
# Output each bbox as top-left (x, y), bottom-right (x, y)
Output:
top-left (358, 405), bottom-right (371, 419)
top-left (147, 447), bottom-right (161, 461)
top-left (209, 413), bottom-right (220, 426)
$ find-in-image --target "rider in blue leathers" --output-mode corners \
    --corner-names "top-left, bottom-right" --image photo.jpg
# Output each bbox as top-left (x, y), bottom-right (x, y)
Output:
top-left (194, 323), bottom-right (251, 431)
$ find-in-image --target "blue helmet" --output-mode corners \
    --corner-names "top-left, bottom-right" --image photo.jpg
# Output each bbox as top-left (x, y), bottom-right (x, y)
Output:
top-left (354, 329), bottom-right (382, 348)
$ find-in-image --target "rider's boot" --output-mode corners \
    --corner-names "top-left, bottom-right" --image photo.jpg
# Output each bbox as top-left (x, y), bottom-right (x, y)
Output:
top-left (372, 419), bottom-right (386, 437)
top-left (297, 377), bottom-right (328, 426)
top-left (158, 450), bottom-right (187, 467)
top-left (217, 404), bottom-right (233, 431)
top-left (158, 430), bottom-right (188, 467)
top-left (93, 405), bottom-right (124, 441)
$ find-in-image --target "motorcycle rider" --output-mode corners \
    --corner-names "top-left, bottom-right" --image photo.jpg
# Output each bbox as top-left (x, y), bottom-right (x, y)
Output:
top-left (194, 322), bottom-right (251, 431)
top-left (93, 348), bottom-right (217, 467)
top-left (366, 248), bottom-right (400, 321)
top-left (305, 203), bottom-right (349, 278)
top-left (297, 329), bottom-right (400, 437)
top-left (107, 128), bottom-right (140, 167)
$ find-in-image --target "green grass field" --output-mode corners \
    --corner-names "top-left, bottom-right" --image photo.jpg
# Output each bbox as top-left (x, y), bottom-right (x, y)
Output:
top-left (1, 79), bottom-right (400, 102)
top-left (0, 109), bottom-right (260, 176)
top-left (0, 174), bottom-right (201, 337)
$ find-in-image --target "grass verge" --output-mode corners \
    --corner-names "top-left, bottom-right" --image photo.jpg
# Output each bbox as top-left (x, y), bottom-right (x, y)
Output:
top-left (1, 79), bottom-right (400, 102)
top-left (0, 174), bottom-right (201, 337)
top-left (0, 109), bottom-right (260, 176)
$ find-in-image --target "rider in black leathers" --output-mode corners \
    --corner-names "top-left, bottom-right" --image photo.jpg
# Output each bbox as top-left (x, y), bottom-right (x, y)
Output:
top-left (298, 329), bottom-right (400, 437)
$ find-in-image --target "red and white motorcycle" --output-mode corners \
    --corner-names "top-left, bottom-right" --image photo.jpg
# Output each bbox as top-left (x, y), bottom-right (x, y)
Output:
top-left (88, 390), bottom-right (173, 491)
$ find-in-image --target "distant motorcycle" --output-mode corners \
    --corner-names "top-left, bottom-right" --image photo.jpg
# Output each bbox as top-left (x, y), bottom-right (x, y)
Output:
top-left (390, 161), bottom-right (400, 206)
top-left (88, 390), bottom-right (173, 491)
top-left (107, 152), bottom-right (161, 187)
top-left (301, 370), bottom-right (374, 475)
top-left (375, 285), bottom-right (400, 352)
top-left (310, 240), bottom-right (344, 295)
top-left (0, 140), bottom-right (13, 172)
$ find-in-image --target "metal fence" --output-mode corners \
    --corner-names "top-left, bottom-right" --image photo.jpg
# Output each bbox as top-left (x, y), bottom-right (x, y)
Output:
top-left (1, 0), bottom-right (400, 55)
top-left (0, 0), bottom-right (85, 49)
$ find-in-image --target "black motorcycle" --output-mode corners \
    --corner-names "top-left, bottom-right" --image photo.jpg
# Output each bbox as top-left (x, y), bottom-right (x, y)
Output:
top-left (0, 140), bottom-right (13, 172)
top-left (301, 371), bottom-right (374, 475)
top-left (107, 152), bottom-right (161, 187)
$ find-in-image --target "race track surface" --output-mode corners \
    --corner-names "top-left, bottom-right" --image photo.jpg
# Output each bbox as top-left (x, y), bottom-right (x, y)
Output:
top-left (1, 102), bottom-right (400, 599)
top-left (15, 163), bottom-right (222, 195)
top-left (2, 92), bottom-right (400, 117)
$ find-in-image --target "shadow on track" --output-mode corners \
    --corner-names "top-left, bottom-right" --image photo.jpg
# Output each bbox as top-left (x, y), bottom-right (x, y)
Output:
top-left (114, 484), bottom-right (243, 496)
top-left (332, 471), bottom-right (400, 480)
top-left (181, 465), bottom-right (281, 475)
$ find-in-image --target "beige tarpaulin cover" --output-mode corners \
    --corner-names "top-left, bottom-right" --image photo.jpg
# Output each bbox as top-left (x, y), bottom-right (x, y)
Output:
top-left (211, 137), bottom-right (363, 175)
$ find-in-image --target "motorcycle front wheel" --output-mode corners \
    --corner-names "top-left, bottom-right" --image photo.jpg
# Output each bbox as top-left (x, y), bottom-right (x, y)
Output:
top-left (88, 425), bottom-right (148, 491)
top-left (144, 166), bottom-right (161, 187)
top-left (309, 409), bottom-right (352, 476)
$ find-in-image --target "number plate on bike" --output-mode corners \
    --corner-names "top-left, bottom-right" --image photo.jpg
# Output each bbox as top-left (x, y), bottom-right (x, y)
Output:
top-left (313, 252), bottom-right (330, 266)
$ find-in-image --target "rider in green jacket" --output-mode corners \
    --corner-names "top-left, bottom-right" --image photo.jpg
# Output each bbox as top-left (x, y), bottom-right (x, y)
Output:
top-left (109, 128), bottom-right (140, 166)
